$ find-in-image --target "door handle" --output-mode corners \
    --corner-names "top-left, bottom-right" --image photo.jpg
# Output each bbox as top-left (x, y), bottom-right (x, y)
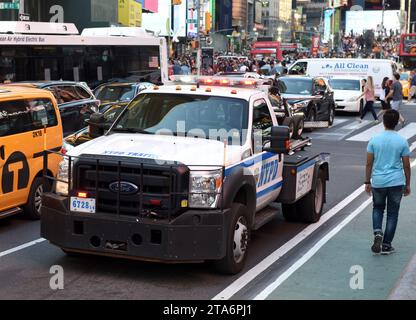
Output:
top-left (0, 145), bottom-right (4, 160)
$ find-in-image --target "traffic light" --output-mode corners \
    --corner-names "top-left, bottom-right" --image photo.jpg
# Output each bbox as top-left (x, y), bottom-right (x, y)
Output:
top-left (172, 0), bottom-right (182, 5)
top-left (205, 12), bottom-right (212, 33)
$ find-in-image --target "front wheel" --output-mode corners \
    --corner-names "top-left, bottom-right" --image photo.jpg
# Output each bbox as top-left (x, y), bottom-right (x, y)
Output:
top-left (328, 105), bottom-right (335, 126)
top-left (282, 117), bottom-right (295, 139)
top-left (292, 116), bottom-right (304, 139)
top-left (214, 203), bottom-right (250, 275)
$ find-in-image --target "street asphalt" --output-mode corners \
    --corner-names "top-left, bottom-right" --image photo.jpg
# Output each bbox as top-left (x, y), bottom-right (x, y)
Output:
top-left (0, 102), bottom-right (415, 300)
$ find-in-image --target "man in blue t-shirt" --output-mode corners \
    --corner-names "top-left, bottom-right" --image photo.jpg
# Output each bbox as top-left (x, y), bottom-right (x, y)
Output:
top-left (366, 110), bottom-right (411, 255)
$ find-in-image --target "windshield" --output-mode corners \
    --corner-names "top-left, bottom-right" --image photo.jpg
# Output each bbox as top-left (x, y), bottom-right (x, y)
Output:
top-left (278, 78), bottom-right (313, 95)
top-left (329, 79), bottom-right (361, 91)
top-left (96, 85), bottom-right (136, 102)
top-left (112, 94), bottom-right (249, 145)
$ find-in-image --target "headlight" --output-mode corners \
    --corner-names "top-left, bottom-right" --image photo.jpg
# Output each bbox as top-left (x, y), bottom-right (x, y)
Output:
top-left (189, 170), bottom-right (223, 208)
top-left (293, 101), bottom-right (309, 109)
top-left (55, 158), bottom-right (72, 196)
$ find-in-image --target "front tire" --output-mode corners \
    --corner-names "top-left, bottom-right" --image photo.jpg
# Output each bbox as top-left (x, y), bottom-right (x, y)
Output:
top-left (214, 203), bottom-right (250, 275)
top-left (23, 177), bottom-right (44, 220)
top-left (282, 117), bottom-right (295, 139)
top-left (292, 116), bottom-right (304, 139)
top-left (328, 105), bottom-right (335, 126)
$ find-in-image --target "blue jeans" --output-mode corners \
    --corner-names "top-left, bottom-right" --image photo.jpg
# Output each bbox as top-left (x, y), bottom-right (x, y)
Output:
top-left (372, 186), bottom-right (404, 247)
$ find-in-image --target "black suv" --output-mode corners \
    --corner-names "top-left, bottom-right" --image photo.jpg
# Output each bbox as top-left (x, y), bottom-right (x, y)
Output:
top-left (10, 81), bottom-right (99, 136)
top-left (276, 76), bottom-right (336, 125)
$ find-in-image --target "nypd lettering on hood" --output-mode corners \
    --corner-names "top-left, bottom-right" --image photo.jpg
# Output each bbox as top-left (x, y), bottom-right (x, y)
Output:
top-left (103, 150), bottom-right (160, 159)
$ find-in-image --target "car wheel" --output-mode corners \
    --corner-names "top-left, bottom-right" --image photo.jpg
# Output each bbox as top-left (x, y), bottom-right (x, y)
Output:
top-left (296, 170), bottom-right (326, 223)
top-left (23, 178), bottom-right (44, 220)
top-left (328, 105), bottom-right (335, 126)
top-left (292, 116), bottom-right (304, 139)
top-left (282, 117), bottom-right (295, 139)
top-left (214, 203), bottom-right (250, 275)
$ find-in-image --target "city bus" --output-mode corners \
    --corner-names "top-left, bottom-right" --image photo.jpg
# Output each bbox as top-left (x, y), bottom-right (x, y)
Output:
top-left (0, 21), bottom-right (168, 86)
top-left (399, 33), bottom-right (416, 70)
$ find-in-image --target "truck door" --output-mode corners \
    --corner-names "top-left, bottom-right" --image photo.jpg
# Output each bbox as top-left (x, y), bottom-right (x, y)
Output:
top-left (252, 99), bottom-right (283, 210)
top-left (0, 100), bottom-right (34, 212)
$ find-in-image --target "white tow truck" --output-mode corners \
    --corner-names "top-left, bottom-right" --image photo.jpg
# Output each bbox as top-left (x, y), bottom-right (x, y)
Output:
top-left (41, 77), bottom-right (330, 274)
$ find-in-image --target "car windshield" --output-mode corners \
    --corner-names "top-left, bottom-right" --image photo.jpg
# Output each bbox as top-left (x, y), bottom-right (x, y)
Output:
top-left (112, 93), bottom-right (249, 145)
top-left (96, 85), bottom-right (135, 102)
top-left (329, 79), bottom-right (361, 91)
top-left (278, 78), bottom-right (313, 95)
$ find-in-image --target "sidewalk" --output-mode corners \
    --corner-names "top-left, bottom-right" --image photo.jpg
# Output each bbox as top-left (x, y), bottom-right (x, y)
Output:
top-left (266, 165), bottom-right (416, 300)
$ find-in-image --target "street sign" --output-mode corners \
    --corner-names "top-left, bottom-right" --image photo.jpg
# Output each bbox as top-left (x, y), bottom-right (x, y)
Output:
top-left (19, 13), bottom-right (30, 21)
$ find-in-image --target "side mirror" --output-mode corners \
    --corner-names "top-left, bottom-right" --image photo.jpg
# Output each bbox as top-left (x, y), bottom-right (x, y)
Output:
top-left (264, 126), bottom-right (291, 155)
top-left (87, 113), bottom-right (107, 139)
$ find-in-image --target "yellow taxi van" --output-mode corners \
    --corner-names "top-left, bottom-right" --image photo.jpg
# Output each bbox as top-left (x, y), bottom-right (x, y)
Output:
top-left (0, 86), bottom-right (63, 220)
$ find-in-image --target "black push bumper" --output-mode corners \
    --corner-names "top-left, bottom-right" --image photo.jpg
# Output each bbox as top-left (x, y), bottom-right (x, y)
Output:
top-left (41, 193), bottom-right (229, 262)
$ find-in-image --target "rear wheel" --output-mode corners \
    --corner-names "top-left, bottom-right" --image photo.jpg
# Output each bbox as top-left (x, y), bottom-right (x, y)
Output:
top-left (292, 116), bottom-right (304, 139)
top-left (214, 203), bottom-right (250, 275)
top-left (23, 178), bottom-right (44, 220)
top-left (282, 117), bottom-right (295, 139)
top-left (296, 170), bottom-right (326, 223)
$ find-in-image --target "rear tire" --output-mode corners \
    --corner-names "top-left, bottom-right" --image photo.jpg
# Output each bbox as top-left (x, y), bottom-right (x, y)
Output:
top-left (282, 117), bottom-right (295, 139)
top-left (292, 116), bottom-right (304, 139)
top-left (23, 177), bottom-right (44, 220)
top-left (296, 170), bottom-right (326, 223)
top-left (214, 203), bottom-right (250, 275)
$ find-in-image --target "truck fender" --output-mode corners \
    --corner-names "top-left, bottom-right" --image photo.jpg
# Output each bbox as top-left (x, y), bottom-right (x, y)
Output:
top-left (219, 167), bottom-right (257, 226)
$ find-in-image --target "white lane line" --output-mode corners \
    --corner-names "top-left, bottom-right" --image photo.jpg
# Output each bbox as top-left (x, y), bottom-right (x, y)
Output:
top-left (0, 238), bottom-right (46, 258)
top-left (342, 120), bottom-right (372, 131)
top-left (254, 198), bottom-right (373, 300)
top-left (331, 118), bottom-right (349, 128)
top-left (347, 123), bottom-right (385, 142)
top-left (212, 186), bottom-right (366, 300)
top-left (213, 142), bottom-right (416, 301)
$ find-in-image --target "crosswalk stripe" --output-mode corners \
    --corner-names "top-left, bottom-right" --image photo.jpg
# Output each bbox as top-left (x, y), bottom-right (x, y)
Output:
top-left (331, 118), bottom-right (349, 128)
top-left (342, 120), bottom-right (372, 131)
top-left (347, 123), bottom-right (385, 142)
top-left (397, 123), bottom-right (416, 140)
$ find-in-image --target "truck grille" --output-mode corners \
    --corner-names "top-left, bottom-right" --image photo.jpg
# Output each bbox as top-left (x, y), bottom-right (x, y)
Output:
top-left (73, 155), bottom-right (189, 218)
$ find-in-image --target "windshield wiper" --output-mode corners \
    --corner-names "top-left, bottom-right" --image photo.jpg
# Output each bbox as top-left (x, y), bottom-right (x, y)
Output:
top-left (112, 127), bottom-right (152, 134)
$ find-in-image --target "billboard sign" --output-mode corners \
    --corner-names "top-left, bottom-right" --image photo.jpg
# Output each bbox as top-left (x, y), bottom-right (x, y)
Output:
top-left (346, 10), bottom-right (401, 35)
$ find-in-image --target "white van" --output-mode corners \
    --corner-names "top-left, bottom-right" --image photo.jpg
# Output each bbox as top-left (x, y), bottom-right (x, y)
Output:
top-left (288, 59), bottom-right (398, 98)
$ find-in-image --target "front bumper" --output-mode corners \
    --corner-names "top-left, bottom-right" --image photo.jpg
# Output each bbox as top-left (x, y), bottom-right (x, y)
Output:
top-left (335, 101), bottom-right (360, 112)
top-left (41, 193), bottom-right (229, 262)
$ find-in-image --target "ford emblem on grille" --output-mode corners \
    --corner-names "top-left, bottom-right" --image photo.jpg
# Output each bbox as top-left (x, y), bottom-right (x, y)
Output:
top-left (109, 181), bottom-right (139, 195)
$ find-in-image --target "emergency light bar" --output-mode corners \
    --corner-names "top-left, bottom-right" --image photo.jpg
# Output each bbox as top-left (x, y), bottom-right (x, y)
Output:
top-left (169, 75), bottom-right (272, 89)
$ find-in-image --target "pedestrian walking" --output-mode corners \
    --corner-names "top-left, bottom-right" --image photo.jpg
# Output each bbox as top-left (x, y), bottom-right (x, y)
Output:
top-left (377, 77), bottom-right (392, 119)
top-left (385, 73), bottom-right (405, 126)
top-left (366, 110), bottom-right (411, 255)
top-left (359, 76), bottom-right (378, 122)
top-left (408, 70), bottom-right (416, 103)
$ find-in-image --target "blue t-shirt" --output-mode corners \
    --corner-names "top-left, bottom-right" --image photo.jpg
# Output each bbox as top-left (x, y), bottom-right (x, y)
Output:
top-left (367, 131), bottom-right (410, 188)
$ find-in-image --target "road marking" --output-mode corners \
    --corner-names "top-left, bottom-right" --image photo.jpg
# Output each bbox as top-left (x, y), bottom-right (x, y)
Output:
top-left (342, 120), bottom-right (372, 131)
top-left (331, 118), bottom-right (349, 128)
top-left (213, 141), bottom-right (416, 301)
top-left (212, 185), bottom-right (366, 300)
top-left (0, 238), bottom-right (46, 258)
top-left (347, 123), bottom-right (384, 142)
top-left (254, 154), bottom-right (416, 300)
top-left (397, 123), bottom-right (416, 140)
top-left (254, 198), bottom-right (373, 300)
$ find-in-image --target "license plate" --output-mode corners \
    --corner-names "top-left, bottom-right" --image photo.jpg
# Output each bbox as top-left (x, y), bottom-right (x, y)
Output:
top-left (70, 197), bottom-right (96, 213)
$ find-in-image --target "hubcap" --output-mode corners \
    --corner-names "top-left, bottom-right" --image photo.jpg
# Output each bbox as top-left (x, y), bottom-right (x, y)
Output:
top-left (233, 216), bottom-right (248, 264)
top-left (315, 179), bottom-right (323, 214)
top-left (34, 185), bottom-right (43, 214)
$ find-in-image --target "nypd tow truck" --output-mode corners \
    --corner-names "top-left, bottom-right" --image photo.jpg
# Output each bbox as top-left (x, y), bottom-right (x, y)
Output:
top-left (41, 77), bottom-right (330, 274)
